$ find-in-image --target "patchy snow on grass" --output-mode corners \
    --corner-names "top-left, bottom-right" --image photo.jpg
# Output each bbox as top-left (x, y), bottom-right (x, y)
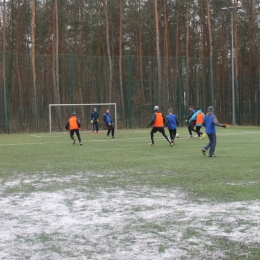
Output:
top-left (0, 173), bottom-right (259, 259)
top-left (226, 181), bottom-right (259, 186)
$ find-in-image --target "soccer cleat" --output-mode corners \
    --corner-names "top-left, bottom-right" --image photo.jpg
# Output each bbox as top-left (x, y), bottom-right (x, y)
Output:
top-left (170, 142), bottom-right (174, 147)
top-left (97, 132), bottom-right (100, 134)
top-left (149, 143), bottom-right (154, 146)
top-left (112, 136), bottom-right (115, 139)
top-left (209, 154), bottom-right (216, 158)
top-left (188, 135), bottom-right (194, 138)
top-left (198, 137), bottom-right (202, 140)
top-left (79, 142), bottom-right (83, 146)
top-left (91, 132), bottom-right (94, 135)
top-left (202, 133), bottom-right (206, 139)
top-left (172, 140), bottom-right (175, 145)
top-left (202, 148), bottom-right (206, 155)
top-left (73, 139), bottom-right (76, 145)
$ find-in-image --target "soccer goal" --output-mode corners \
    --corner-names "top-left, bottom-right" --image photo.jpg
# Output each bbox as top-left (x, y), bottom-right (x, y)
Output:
top-left (49, 103), bottom-right (117, 134)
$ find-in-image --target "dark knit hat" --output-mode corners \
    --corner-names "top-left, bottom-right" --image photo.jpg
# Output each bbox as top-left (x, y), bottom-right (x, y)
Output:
top-left (207, 106), bottom-right (214, 112)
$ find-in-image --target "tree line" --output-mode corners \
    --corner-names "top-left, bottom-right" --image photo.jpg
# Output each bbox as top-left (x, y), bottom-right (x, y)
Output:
top-left (0, 0), bottom-right (260, 132)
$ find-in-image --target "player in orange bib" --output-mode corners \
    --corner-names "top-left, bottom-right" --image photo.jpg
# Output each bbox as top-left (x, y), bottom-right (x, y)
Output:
top-left (65, 112), bottom-right (83, 145)
top-left (188, 107), bottom-right (206, 139)
top-left (147, 106), bottom-right (171, 146)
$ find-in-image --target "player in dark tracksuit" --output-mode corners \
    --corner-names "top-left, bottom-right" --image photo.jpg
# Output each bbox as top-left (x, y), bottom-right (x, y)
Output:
top-left (166, 108), bottom-right (179, 146)
top-left (103, 109), bottom-right (115, 139)
top-left (90, 108), bottom-right (99, 134)
top-left (185, 106), bottom-right (197, 138)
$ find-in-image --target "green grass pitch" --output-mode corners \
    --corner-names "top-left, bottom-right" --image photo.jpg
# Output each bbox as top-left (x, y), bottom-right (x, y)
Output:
top-left (0, 126), bottom-right (260, 259)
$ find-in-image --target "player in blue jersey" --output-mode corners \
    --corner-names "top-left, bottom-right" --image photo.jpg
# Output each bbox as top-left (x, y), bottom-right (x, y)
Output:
top-left (103, 109), bottom-right (115, 139)
top-left (202, 106), bottom-right (226, 157)
top-left (166, 108), bottom-right (179, 146)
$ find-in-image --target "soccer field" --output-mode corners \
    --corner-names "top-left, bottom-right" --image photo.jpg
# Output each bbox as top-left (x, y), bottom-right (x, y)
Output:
top-left (0, 126), bottom-right (260, 259)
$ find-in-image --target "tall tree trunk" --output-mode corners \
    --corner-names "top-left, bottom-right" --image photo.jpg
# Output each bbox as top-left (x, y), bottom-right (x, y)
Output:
top-left (45, 0), bottom-right (52, 111)
top-left (30, 0), bottom-right (38, 132)
top-left (233, 0), bottom-right (240, 119)
top-left (138, 0), bottom-right (145, 104)
top-left (247, 0), bottom-right (255, 123)
top-left (149, 33), bottom-right (154, 104)
top-left (185, 2), bottom-right (190, 110)
top-left (16, 0), bottom-right (23, 117)
top-left (175, 0), bottom-right (180, 113)
top-left (163, 0), bottom-right (169, 109)
top-left (79, 2), bottom-right (85, 123)
top-left (199, 0), bottom-right (206, 111)
top-left (52, 0), bottom-right (61, 130)
top-left (3, 0), bottom-right (8, 133)
top-left (154, 0), bottom-right (162, 108)
top-left (104, 0), bottom-right (113, 103)
top-left (234, 0), bottom-right (239, 79)
top-left (247, 0), bottom-right (254, 77)
top-left (119, 0), bottom-right (126, 126)
top-left (220, 13), bottom-right (226, 108)
top-left (207, 0), bottom-right (214, 105)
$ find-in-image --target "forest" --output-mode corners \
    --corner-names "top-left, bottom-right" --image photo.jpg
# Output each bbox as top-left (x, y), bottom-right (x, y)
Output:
top-left (0, 0), bottom-right (260, 133)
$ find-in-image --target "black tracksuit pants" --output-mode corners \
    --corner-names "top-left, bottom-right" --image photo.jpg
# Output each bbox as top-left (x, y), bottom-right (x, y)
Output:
top-left (150, 127), bottom-right (171, 145)
top-left (70, 129), bottom-right (81, 142)
top-left (106, 124), bottom-right (114, 137)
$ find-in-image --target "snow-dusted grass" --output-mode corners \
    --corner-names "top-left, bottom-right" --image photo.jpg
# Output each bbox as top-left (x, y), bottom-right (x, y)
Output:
top-left (0, 172), bottom-right (259, 259)
top-left (0, 127), bottom-right (260, 259)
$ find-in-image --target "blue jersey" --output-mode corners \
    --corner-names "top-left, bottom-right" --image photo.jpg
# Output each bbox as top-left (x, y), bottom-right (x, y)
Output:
top-left (204, 114), bottom-right (216, 134)
top-left (103, 113), bottom-right (112, 125)
top-left (166, 114), bottom-right (178, 130)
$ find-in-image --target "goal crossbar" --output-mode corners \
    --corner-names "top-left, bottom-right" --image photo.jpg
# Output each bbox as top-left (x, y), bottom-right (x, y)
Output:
top-left (49, 103), bottom-right (117, 134)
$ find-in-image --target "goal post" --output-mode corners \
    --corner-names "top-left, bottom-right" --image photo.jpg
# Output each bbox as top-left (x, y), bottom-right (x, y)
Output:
top-left (49, 103), bottom-right (117, 134)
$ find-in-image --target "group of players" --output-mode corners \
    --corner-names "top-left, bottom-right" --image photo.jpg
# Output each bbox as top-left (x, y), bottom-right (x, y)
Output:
top-left (65, 108), bottom-right (115, 146)
top-left (65, 105), bottom-right (226, 157)
top-left (147, 105), bottom-right (226, 157)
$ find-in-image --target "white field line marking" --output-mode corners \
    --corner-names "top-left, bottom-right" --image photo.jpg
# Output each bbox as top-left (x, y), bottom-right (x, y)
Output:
top-left (19, 129), bottom-right (260, 138)
top-left (91, 131), bottom-right (260, 142)
top-left (0, 142), bottom-right (64, 147)
top-left (31, 129), bottom-right (172, 137)
top-left (0, 131), bottom-right (259, 147)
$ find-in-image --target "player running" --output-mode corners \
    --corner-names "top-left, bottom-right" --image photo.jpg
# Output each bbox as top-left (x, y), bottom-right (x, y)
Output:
top-left (65, 112), bottom-right (82, 145)
top-left (147, 106), bottom-right (172, 146)
top-left (185, 106), bottom-right (197, 138)
top-left (166, 108), bottom-right (179, 146)
top-left (189, 107), bottom-right (206, 139)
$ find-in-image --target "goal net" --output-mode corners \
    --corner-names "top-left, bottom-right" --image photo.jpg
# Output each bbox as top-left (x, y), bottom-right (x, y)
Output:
top-left (49, 103), bottom-right (117, 134)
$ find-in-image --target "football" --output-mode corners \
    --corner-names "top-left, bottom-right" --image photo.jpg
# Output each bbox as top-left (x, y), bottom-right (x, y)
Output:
top-left (176, 133), bottom-right (180, 138)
